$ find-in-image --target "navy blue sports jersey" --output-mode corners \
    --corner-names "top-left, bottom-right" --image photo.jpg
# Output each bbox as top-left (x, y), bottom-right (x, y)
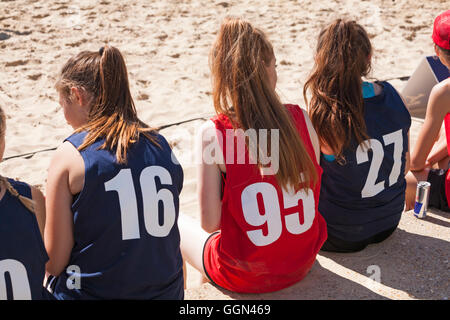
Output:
top-left (52, 131), bottom-right (184, 300)
top-left (319, 81), bottom-right (411, 242)
top-left (0, 179), bottom-right (51, 300)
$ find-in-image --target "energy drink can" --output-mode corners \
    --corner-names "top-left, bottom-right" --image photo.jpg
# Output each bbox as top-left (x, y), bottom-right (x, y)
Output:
top-left (414, 181), bottom-right (431, 219)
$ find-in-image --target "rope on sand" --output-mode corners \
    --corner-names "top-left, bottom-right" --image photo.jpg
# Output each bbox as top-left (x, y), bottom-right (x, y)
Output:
top-left (2, 115), bottom-right (211, 162)
top-left (0, 74), bottom-right (414, 162)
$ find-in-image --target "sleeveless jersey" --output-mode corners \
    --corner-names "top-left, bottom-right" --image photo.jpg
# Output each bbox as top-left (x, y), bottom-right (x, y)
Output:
top-left (52, 131), bottom-right (184, 300)
top-left (443, 113), bottom-right (450, 205)
top-left (319, 81), bottom-right (411, 242)
top-left (443, 76), bottom-right (450, 206)
top-left (204, 105), bottom-right (328, 293)
top-left (0, 179), bottom-right (51, 300)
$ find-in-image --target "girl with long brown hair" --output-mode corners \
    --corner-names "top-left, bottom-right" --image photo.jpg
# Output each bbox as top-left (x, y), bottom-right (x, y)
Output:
top-left (179, 17), bottom-right (327, 293)
top-left (45, 46), bottom-right (184, 299)
top-left (0, 105), bottom-right (48, 300)
top-left (304, 19), bottom-right (411, 253)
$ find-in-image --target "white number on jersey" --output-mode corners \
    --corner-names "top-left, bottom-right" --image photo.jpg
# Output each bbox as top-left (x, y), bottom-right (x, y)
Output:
top-left (0, 259), bottom-right (32, 300)
top-left (105, 166), bottom-right (177, 240)
top-left (356, 129), bottom-right (403, 198)
top-left (241, 182), bottom-right (315, 247)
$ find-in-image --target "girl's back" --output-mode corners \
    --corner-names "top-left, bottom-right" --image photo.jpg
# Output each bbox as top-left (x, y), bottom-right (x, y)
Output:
top-left (319, 81), bottom-right (410, 241)
top-left (205, 105), bottom-right (327, 293)
top-left (304, 19), bottom-right (411, 250)
top-left (52, 132), bottom-right (184, 299)
top-left (46, 46), bottom-right (184, 300)
top-left (179, 17), bottom-right (326, 294)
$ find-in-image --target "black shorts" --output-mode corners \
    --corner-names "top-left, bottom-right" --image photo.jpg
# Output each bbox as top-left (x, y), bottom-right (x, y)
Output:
top-left (427, 168), bottom-right (450, 212)
top-left (201, 231), bottom-right (221, 288)
top-left (320, 226), bottom-right (398, 253)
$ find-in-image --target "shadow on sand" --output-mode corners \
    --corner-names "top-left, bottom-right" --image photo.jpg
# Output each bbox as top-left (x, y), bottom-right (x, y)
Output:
top-left (201, 219), bottom-right (448, 300)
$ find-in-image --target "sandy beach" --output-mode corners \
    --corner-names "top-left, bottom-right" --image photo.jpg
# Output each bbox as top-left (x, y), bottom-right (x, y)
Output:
top-left (0, 0), bottom-right (448, 300)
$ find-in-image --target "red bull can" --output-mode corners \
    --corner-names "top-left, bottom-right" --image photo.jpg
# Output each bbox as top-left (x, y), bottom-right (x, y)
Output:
top-left (414, 181), bottom-right (431, 219)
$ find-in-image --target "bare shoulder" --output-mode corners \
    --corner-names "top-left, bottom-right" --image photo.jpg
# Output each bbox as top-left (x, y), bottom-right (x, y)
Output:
top-left (430, 79), bottom-right (450, 112)
top-left (196, 119), bottom-right (226, 172)
top-left (197, 120), bottom-right (220, 148)
top-left (301, 108), bottom-right (320, 162)
top-left (49, 141), bottom-right (82, 170)
top-left (373, 81), bottom-right (383, 96)
top-left (199, 119), bottom-right (216, 134)
top-left (434, 78), bottom-right (450, 96)
top-left (301, 108), bottom-right (314, 132)
top-left (48, 140), bottom-right (85, 196)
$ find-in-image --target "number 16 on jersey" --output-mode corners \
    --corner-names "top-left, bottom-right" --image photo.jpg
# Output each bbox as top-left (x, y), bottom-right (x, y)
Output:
top-left (105, 166), bottom-right (177, 240)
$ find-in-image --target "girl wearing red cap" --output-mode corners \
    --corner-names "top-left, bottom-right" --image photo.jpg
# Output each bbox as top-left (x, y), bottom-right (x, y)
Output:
top-left (406, 10), bottom-right (450, 212)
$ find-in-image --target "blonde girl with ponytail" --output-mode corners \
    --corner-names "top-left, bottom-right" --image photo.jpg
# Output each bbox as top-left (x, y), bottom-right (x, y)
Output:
top-left (179, 17), bottom-right (327, 293)
top-left (0, 105), bottom-right (48, 300)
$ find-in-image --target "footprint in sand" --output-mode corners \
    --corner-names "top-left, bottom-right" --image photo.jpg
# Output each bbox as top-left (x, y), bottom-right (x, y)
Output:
top-left (0, 32), bottom-right (11, 40)
top-left (217, 2), bottom-right (230, 8)
top-left (27, 73), bottom-right (42, 81)
top-left (137, 93), bottom-right (149, 101)
top-left (137, 79), bottom-right (150, 86)
top-left (5, 60), bottom-right (28, 67)
top-left (32, 13), bottom-right (50, 19)
top-left (65, 39), bottom-right (87, 48)
top-left (156, 33), bottom-right (168, 41)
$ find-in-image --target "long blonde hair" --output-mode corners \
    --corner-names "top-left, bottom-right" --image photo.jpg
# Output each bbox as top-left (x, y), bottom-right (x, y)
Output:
top-left (210, 17), bottom-right (318, 190)
top-left (0, 106), bottom-right (35, 213)
top-left (56, 45), bottom-right (158, 164)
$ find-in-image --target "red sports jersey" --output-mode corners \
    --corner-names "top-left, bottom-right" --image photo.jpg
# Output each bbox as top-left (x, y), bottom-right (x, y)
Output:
top-left (444, 113), bottom-right (450, 204)
top-left (203, 104), bottom-right (328, 293)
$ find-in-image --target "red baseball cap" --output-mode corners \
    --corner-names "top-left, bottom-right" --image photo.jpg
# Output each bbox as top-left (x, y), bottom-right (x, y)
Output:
top-left (432, 10), bottom-right (450, 50)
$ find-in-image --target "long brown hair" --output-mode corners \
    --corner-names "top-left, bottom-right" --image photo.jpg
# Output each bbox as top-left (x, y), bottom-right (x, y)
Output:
top-left (210, 17), bottom-right (318, 190)
top-left (56, 45), bottom-right (158, 164)
top-left (0, 106), bottom-right (35, 212)
top-left (304, 19), bottom-right (372, 160)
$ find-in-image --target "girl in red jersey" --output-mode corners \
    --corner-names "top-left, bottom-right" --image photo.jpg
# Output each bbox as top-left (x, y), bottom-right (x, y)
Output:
top-left (406, 10), bottom-right (450, 212)
top-left (179, 17), bottom-right (327, 293)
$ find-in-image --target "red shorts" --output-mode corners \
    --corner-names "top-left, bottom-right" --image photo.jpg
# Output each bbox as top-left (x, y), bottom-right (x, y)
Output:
top-left (202, 231), bottom-right (316, 293)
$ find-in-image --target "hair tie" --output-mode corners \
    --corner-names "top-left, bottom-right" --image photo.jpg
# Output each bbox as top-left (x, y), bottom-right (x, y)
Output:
top-left (99, 47), bottom-right (105, 56)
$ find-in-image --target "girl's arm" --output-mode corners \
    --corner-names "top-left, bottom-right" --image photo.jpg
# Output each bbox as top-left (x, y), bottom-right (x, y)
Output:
top-left (425, 123), bottom-right (448, 167)
top-left (404, 131), bottom-right (411, 175)
top-left (196, 120), bottom-right (224, 233)
top-left (410, 81), bottom-right (450, 171)
top-left (44, 141), bottom-right (84, 276)
top-left (302, 109), bottom-right (320, 163)
top-left (30, 187), bottom-right (46, 239)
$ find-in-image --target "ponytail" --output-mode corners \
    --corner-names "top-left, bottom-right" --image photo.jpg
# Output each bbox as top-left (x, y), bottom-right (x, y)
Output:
top-left (211, 17), bottom-right (318, 191)
top-left (0, 176), bottom-right (35, 213)
top-left (304, 19), bottom-right (372, 160)
top-left (56, 45), bottom-right (158, 164)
